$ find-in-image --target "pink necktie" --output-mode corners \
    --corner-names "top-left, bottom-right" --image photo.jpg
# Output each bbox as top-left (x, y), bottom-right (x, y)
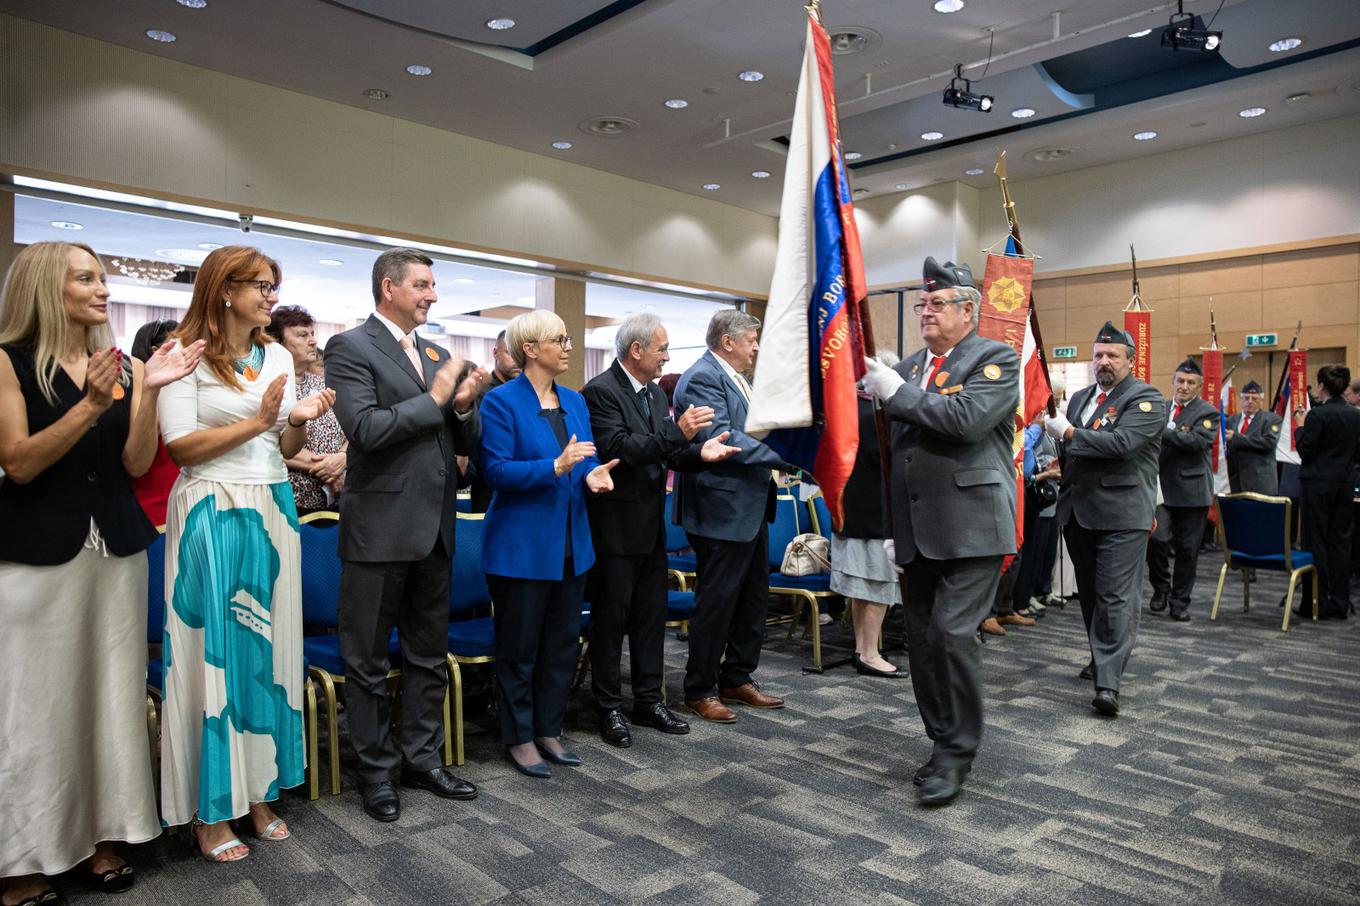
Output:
top-left (399, 335), bottom-right (425, 385)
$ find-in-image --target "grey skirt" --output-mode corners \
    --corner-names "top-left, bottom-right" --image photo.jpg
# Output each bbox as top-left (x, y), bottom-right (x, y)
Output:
top-left (829, 534), bottom-right (901, 606)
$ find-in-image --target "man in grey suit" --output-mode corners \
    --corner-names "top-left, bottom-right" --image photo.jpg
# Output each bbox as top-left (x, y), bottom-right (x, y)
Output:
top-left (1146, 357), bottom-right (1219, 621)
top-left (861, 257), bottom-right (1018, 807)
top-left (673, 310), bottom-right (797, 724)
top-left (325, 248), bottom-right (486, 822)
top-left (1044, 321), bottom-right (1163, 717)
top-left (1226, 380), bottom-right (1282, 494)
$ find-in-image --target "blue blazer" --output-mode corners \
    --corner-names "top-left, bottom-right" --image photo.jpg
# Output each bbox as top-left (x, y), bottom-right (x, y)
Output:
top-left (479, 374), bottom-right (599, 579)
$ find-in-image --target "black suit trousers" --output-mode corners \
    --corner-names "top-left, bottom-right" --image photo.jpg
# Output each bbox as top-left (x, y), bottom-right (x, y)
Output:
top-left (338, 535), bottom-right (451, 782)
top-left (683, 527), bottom-right (770, 700)
top-left (588, 546), bottom-right (668, 711)
top-left (1301, 479), bottom-right (1355, 617)
top-left (1146, 504), bottom-right (1209, 616)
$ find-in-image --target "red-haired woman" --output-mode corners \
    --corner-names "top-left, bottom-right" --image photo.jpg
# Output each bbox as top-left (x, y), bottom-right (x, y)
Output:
top-left (158, 246), bottom-right (334, 862)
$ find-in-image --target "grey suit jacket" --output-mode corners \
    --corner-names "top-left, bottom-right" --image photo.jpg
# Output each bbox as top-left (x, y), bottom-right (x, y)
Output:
top-left (883, 329), bottom-right (1019, 563)
top-left (1226, 409), bottom-right (1281, 494)
top-left (325, 315), bottom-right (479, 562)
top-left (1056, 374), bottom-right (1163, 532)
top-left (1158, 396), bottom-right (1219, 507)
top-left (672, 350), bottom-right (792, 543)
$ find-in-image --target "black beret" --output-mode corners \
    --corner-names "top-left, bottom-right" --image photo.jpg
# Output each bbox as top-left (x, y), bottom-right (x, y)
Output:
top-left (923, 256), bottom-right (975, 292)
top-left (1242, 380), bottom-right (1264, 394)
top-left (1094, 320), bottom-right (1135, 348)
top-left (1174, 356), bottom-right (1201, 376)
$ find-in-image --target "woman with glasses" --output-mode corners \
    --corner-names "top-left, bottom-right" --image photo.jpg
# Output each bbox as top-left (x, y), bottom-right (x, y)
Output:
top-left (158, 246), bottom-right (335, 861)
top-left (479, 310), bottom-right (618, 777)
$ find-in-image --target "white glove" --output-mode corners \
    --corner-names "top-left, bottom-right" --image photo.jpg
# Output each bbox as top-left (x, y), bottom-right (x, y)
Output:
top-left (862, 356), bottom-right (906, 401)
top-left (882, 538), bottom-right (904, 575)
top-left (1044, 411), bottom-right (1072, 439)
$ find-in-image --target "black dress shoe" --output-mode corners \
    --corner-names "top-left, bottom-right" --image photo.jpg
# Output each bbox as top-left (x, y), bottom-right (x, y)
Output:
top-left (912, 757), bottom-right (937, 786)
top-left (918, 766), bottom-right (965, 806)
top-left (1092, 689), bottom-right (1120, 716)
top-left (632, 702), bottom-right (691, 735)
top-left (505, 748), bottom-right (552, 779)
top-left (852, 653), bottom-right (907, 679)
top-left (360, 780), bottom-right (400, 822)
top-left (535, 738), bottom-right (583, 766)
top-left (1149, 595), bottom-right (1168, 613)
top-left (1078, 659), bottom-right (1095, 681)
top-left (85, 864), bottom-right (135, 894)
top-left (1169, 610), bottom-right (1190, 622)
top-left (400, 766), bottom-right (478, 800)
top-left (599, 709), bottom-right (633, 747)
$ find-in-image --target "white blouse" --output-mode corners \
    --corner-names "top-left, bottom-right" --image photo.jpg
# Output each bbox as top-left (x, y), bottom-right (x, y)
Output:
top-left (159, 341), bottom-right (298, 484)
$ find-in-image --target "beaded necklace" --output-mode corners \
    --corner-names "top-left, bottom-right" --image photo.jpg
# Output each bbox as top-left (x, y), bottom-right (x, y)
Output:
top-left (234, 344), bottom-right (265, 381)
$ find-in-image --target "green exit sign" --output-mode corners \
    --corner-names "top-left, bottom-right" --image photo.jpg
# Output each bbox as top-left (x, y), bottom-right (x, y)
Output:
top-left (1051, 345), bottom-right (1077, 359)
top-left (1245, 333), bottom-right (1278, 348)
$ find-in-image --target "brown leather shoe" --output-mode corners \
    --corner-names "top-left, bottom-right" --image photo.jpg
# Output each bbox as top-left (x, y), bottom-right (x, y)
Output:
top-left (980, 617), bottom-right (1007, 636)
top-left (996, 613), bottom-right (1036, 627)
top-left (719, 682), bottom-right (785, 709)
top-left (686, 697), bottom-right (737, 723)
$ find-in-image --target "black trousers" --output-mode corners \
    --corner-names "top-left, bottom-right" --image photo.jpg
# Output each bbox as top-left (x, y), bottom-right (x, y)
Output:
top-left (1032, 515), bottom-right (1060, 597)
top-left (902, 551), bottom-right (1003, 770)
top-left (588, 546), bottom-right (668, 712)
top-left (1146, 504), bottom-right (1209, 617)
top-left (338, 536), bottom-right (450, 782)
top-left (1013, 514), bottom-right (1056, 610)
top-left (1065, 523), bottom-right (1145, 693)
top-left (683, 526), bottom-right (770, 701)
top-left (1300, 479), bottom-right (1355, 617)
top-left (489, 563), bottom-right (587, 745)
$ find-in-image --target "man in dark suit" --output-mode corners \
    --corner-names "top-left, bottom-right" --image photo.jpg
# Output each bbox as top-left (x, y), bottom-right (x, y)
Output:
top-left (1045, 321), bottom-right (1163, 717)
top-left (582, 314), bottom-right (739, 747)
top-left (467, 330), bottom-right (522, 512)
top-left (861, 257), bottom-right (1018, 807)
top-left (1297, 364), bottom-right (1360, 620)
top-left (674, 310), bottom-right (797, 724)
top-left (1146, 357), bottom-right (1219, 621)
top-left (1226, 380), bottom-right (1282, 494)
top-left (325, 248), bottom-right (486, 822)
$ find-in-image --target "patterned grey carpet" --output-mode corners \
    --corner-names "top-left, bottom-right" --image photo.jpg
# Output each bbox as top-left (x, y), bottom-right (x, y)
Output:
top-left (60, 559), bottom-right (1360, 905)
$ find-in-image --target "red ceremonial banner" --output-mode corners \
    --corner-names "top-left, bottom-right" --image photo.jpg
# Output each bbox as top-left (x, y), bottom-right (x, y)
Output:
top-left (1201, 348), bottom-right (1224, 471)
top-left (1287, 349), bottom-right (1308, 450)
top-left (1125, 310), bottom-right (1151, 383)
top-left (979, 253), bottom-right (1034, 356)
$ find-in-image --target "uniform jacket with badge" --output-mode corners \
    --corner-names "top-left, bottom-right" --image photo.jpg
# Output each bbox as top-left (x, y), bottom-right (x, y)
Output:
top-left (1225, 408), bottom-right (1282, 494)
top-left (1056, 373), bottom-right (1164, 532)
top-left (1158, 395), bottom-right (1218, 507)
top-left (883, 329), bottom-right (1019, 562)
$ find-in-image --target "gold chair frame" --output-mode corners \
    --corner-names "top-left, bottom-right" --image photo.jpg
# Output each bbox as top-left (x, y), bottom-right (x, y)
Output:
top-left (768, 494), bottom-right (838, 669)
top-left (1209, 492), bottom-right (1318, 631)
top-left (445, 511), bottom-right (494, 768)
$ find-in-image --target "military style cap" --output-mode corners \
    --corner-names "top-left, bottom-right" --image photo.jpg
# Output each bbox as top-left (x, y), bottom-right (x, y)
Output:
top-left (922, 256), bottom-right (975, 292)
top-left (1174, 356), bottom-right (1202, 376)
top-left (1094, 320), bottom-right (1135, 349)
top-left (1242, 380), bottom-right (1264, 394)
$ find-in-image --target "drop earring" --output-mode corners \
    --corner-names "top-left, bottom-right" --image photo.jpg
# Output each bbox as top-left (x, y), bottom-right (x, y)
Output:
top-left (225, 299), bottom-right (232, 308)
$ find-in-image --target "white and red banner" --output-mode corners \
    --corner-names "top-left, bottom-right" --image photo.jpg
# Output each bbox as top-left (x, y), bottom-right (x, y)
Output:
top-left (1274, 348), bottom-right (1309, 463)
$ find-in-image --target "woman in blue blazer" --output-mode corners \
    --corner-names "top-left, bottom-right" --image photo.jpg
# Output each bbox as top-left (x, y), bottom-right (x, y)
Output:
top-left (480, 310), bottom-right (617, 777)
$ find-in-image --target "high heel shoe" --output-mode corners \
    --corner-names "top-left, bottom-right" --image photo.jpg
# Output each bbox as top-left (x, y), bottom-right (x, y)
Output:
top-left (505, 747), bottom-right (552, 779)
top-left (190, 817), bottom-right (249, 863)
top-left (535, 737), bottom-right (582, 767)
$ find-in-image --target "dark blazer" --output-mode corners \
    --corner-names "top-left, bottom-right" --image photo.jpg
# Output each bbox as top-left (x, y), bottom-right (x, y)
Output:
top-left (1297, 397), bottom-right (1360, 484)
top-left (672, 351), bottom-right (791, 543)
top-left (582, 360), bottom-right (704, 557)
top-left (325, 315), bottom-right (479, 562)
top-left (1226, 409), bottom-right (1281, 494)
top-left (838, 395), bottom-right (887, 539)
top-left (1056, 373), bottom-right (1164, 532)
top-left (479, 374), bottom-right (599, 579)
top-left (882, 329), bottom-right (1020, 562)
top-left (1158, 396), bottom-right (1219, 507)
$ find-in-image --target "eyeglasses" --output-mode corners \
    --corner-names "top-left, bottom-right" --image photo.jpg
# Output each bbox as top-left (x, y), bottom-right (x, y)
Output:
top-left (534, 335), bottom-right (573, 349)
top-left (232, 279), bottom-right (280, 297)
top-left (911, 297), bottom-right (964, 314)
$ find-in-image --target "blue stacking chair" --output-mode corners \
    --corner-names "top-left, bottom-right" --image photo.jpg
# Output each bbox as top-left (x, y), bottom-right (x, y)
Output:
top-left (446, 512), bottom-right (495, 766)
top-left (663, 491), bottom-right (697, 590)
top-left (455, 491), bottom-right (473, 513)
top-left (768, 493), bottom-right (837, 669)
top-left (145, 529), bottom-right (166, 790)
top-left (1211, 493), bottom-right (1318, 631)
top-left (809, 493), bottom-right (833, 541)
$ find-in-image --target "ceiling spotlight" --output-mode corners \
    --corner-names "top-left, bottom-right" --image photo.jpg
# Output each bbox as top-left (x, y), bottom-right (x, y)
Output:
top-left (964, 168), bottom-right (985, 176)
top-left (933, 0), bottom-right (965, 12)
top-left (1127, 29), bottom-right (1152, 38)
top-left (844, 151), bottom-right (863, 161)
top-left (894, 183), bottom-right (911, 190)
top-left (920, 131), bottom-right (944, 141)
top-left (405, 64), bottom-right (432, 76)
top-left (196, 242), bottom-right (223, 250)
top-left (1160, 2), bottom-right (1222, 52)
top-left (485, 18), bottom-right (515, 30)
top-left (176, 0), bottom-right (208, 7)
top-left (1010, 107), bottom-right (1036, 119)
top-left (145, 29), bottom-right (177, 43)
top-left (702, 183), bottom-right (721, 190)
top-left (1284, 92), bottom-right (1312, 105)
top-left (942, 64), bottom-right (993, 113)
top-left (1238, 106), bottom-right (1267, 118)
top-left (1132, 130), bottom-right (1159, 141)
top-left (738, 70), bottom-right (764, 82)
top-left (751, 170), bottom-right (771, 179)
top-left (663, 98), bottom-right (689, 109)
top-left (1269, 37), bottom-right (1302, 53)
top-left (550, 141), bottom-right (573, 150)
top-left (319, 258), bottom-right (344, 267)
top-left (50, 220), bottom-right (84, 230)
top-left (364, 88), bottom-right (389, 100)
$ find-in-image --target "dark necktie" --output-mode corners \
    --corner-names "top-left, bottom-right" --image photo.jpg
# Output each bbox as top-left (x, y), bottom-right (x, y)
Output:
top-left (638, 386), bottom-right (651, 421)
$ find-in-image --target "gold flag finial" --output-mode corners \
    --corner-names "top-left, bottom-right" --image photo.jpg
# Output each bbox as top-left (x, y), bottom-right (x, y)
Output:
top-left (805, 0), bottom-right (823, 25)
top-left (1124, 243), bottom-right (1148, 312)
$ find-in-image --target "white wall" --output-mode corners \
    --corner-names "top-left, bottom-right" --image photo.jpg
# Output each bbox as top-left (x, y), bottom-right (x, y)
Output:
top-left (853, 181), bottom-right (983, 288)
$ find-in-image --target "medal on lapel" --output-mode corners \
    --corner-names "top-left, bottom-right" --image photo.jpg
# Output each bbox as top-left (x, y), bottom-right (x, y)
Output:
top-left (934, 371), bottom-right (950, 388)
top-left (425, 347), bottom-right (439, 361)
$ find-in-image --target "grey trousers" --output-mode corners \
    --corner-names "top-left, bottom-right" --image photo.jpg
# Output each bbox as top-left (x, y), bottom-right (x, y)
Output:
top-left (1064, 522), bottom-right (1146, 693)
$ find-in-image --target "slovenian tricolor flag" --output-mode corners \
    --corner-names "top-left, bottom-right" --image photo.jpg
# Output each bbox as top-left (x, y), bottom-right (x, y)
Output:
top-left (745, 7), bottom-right (866, 531)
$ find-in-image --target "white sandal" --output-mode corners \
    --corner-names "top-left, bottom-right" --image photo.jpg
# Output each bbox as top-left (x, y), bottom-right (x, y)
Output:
top-left (254, 817), bottom-right (290, 841)
top-left (190, 818), bottom-right (249, 863)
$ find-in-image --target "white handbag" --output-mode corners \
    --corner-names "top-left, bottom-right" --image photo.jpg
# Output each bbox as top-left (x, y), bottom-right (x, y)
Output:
top-left (781, 533), bottom-right (831, 576)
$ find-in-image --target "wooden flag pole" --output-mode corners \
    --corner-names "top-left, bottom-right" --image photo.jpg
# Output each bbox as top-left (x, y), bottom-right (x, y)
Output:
top-left (994, 150), bottom-right (1057, 416)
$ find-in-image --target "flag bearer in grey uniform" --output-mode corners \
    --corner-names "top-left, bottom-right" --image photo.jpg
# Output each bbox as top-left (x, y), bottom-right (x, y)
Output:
top-left (1043, 321), bottom-right (1162, 717)
top-left (861, 257), bottom-right (1018, 807)
top-left (1225, 380), bottom-right (1282, 494)
top-left (1146, 357), bottom-right (1219, 621)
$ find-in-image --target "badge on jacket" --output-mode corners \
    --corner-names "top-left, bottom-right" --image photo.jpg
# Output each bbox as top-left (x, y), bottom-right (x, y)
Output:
top-left (425, 347), bottom-right (439, 361)
top-left (1202, 418), bottom-right (1212, 429)
top-left (983, 363), bottom-right (1001, 380)
top-left (1138, 401), bottom-right (1152, 412)
top-left (934, 371), bottom-right (950, 387)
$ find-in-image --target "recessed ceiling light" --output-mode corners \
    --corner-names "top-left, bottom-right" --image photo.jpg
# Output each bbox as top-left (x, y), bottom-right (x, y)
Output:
top-left (1010, 107), bottom-right (1036, 118)
top-left (485, 18), bottom-right (516, 30)
top-left (453, 277), bottom-right (476, 284)
top-left (155, 248), bottom-right (209, 265)
top-left (964, 167), bottom-right (985, 176)
top-left (933, 0), bottom-right (965, 12)
top-left (663, 98), bottom-right (689, 109)
top-left (1132, 130), bottom-right (1158, 141)
top-left (702, 183), bottom-right (721, 190)
top-left (1127, 29), bottom-right (1152, 38)
top-left (738, 70), bottom-right (764, 82)
top-left (319, 258), bottom-right (344, 267)
top-left (405, 64), bottom-right (432, 77)
top-left (894, 183), bottom-right (911, 190)
top-left (1284, 92), bottom-right (1311, 105)
top-left (1239, 106), bottom-right (1267, 118)
top-left (50, 220), bottom-right (83, 230)
top-left (844, 151), bottom-right (863, 161)
top-left (145, 29), bottom-right (176, 43)
top-left (364, 88), bottom-right (389, 100)
top-left (920, 131), bottom-right (944, 141)
top-left (196, 242), bottom-right (222, 250)
top-left (176, 0), bottom-right (208, 8)
top-left (751, 170), bottom-right (771, 178)
top-left (1269, 37), bottom-right (1303, 53)
top-left (551, 140), bottom-right (573, 150)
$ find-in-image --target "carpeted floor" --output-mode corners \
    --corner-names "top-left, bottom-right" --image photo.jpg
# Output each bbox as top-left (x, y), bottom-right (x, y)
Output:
top-left (54, 559), bottom-right (1360, 905)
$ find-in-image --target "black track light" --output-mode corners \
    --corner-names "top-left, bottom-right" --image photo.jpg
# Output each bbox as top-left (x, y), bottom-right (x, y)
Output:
top-left (1161, 1), bottom-right (1222, 52)
top-left (942, 65), bottom-right (993, 113)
